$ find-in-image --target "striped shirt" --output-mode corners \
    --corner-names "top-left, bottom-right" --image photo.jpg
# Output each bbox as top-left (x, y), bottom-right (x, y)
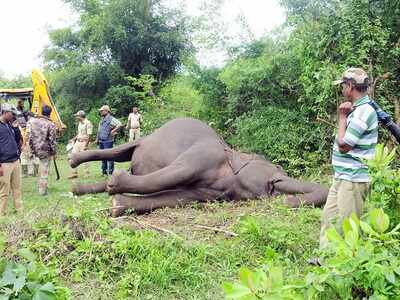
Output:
top-left (332, 95), bottom-right (378, 182)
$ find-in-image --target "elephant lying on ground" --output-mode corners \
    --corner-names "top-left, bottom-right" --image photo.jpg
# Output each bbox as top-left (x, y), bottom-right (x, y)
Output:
top-left (70, 118), bottom-right (328, 217)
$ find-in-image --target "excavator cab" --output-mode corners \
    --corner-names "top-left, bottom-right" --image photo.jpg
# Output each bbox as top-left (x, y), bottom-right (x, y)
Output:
top-left (0, 69), bottom-right (66, 131)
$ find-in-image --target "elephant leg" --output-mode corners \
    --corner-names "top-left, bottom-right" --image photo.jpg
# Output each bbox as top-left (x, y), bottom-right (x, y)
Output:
top-left (269, 174), bottom-right (328, 207)
top-left (69, 141), bottom-right (138, 168)
top-left (107, 164), bottom-right (199, 195)
top-left (107, 143), bottom-right (225, 195)
top-left (111, 189), bottom-right (206, 217)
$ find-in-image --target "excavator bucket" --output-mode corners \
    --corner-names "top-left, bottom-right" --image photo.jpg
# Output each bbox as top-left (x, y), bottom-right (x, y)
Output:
top-left (31, 69), bottom-right (66, 131)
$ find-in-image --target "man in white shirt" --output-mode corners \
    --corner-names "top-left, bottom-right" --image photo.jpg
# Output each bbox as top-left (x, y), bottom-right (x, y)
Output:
top-left (126, 107), bottom-right (143, 142)
top-left (68, 110), bottom-right (93, 179)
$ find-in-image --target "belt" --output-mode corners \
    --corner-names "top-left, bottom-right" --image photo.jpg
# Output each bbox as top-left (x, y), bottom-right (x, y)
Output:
top-left (77, 138), bottom-right (89, 142)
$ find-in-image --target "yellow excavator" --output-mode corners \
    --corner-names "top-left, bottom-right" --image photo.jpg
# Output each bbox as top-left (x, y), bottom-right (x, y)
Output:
top-left (0, 69), bottom-right (66, 131)
top-left (0, 69), bottom-right (66, 179)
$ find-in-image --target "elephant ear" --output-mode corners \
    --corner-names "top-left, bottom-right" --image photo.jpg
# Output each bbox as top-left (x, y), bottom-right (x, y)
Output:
top-left (266, 174), bottom-right (284, 196)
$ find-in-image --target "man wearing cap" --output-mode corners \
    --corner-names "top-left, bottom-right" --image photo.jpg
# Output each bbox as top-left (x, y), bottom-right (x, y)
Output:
top-left (319, 68), bottom-right (378, 250)
top-left (0, 103), bottom-right (23, 215)
top-left (68, 110), bottom-right (93, 179)
top-left (27, 105), bottom-right (57, 196)
top-left (96, 105), bottom-right (122, 175)
top-left (126, 106), bottom-right (143, 142)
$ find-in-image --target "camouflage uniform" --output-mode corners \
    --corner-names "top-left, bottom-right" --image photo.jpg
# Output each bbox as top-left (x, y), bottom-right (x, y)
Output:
top-left (27, 116), bottom-right (57, 195)
top-left (16, 111), bottom-right (38, 176)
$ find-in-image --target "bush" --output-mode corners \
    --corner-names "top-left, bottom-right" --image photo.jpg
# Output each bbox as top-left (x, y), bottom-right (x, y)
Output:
top-left (224, 209), bottom-right (400, 299)
top-left (0, 248), bottom-right (70, 300)
top-left (367, 144), bottom-right (400, 225)
top-left (229, 107), bottom-right (331, 176)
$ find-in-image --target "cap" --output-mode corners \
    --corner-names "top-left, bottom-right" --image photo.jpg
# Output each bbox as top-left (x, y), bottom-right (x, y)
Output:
top-left (333, 68), bottom-right (369, 85)
top-left (75, 110), bottom-right (86, 117)
top-left (1, 103), bottom-right (18, 115)
top-left (98, 105), bottom-right (111, 112)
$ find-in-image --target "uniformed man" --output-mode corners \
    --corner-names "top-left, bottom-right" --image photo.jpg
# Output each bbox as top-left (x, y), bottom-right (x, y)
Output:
top-left (96, 105), bottom-right (122, 176)
top-left (0, 103), bottom-right (23, 215)
top-left (68, 110), bottom-right (93, 179)
top-left (126, 106), bottom-right (143, 142)
top-left (27, 105), bottom-right (57, 196)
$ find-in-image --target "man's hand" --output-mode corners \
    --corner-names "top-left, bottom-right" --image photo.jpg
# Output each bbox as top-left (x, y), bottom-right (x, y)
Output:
top-left (338, 101), bottom-right (353, 117)
top-left (0, 165), bottom-right (3, 177)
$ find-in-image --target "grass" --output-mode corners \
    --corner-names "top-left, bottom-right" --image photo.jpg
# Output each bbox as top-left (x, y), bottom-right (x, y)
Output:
top-left (0, 155), bottom-right (328, 299)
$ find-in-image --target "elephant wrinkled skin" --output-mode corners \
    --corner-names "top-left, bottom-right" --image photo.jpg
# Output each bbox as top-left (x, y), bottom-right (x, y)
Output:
top-left (69, 118), bottom-right (328, 217)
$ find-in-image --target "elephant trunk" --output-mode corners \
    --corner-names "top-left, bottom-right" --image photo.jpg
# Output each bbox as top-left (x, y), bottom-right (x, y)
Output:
top-left (269, 174), bottom-right (328, 207)
top-left (72, 182), bottom-right (108, 195)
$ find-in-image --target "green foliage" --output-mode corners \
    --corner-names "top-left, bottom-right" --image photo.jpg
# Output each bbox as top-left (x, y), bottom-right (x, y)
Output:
top-left (229, 107), bottom-right (330, 175)
top-left (225, 210), bottom-right (400, 299)
top-left (0, 249), bottom-right (70, 300)
top-left (44, 0), bottom-right (193, 139)
top-left (367, 144), bottom-right (400, 225)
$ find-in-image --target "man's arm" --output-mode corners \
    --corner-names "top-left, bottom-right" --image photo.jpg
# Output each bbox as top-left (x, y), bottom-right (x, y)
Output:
top-left (126, 114), bottom-right (131, 130)
top-left (110, 117), bottom-right (123, 137)
top-left (336, 102), bottom-right (354, 153)
top-left (86, 122), bottom-right (94, 148)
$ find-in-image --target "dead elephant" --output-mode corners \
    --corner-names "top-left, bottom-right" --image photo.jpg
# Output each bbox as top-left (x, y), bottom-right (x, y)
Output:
top-left (69, 118), bottom-right (328, 217)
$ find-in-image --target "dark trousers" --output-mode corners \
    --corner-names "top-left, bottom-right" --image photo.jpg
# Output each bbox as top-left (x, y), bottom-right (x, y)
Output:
top-left (99, 141), bottom-right (114, 175)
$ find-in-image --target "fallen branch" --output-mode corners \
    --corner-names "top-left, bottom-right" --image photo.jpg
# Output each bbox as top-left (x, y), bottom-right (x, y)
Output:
top-left (94, 205), bottom-right (125, 213)
top-left (316, 117), bottom-right (336, 128)
top-left (193, 224), bottom-right (238, 237)
top-left (127, 217), bottom-right (183, 240)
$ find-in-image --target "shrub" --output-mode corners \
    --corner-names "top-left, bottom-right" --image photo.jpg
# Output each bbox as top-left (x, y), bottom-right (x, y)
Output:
top-left (0, 248), bottom-right (70, 300)
top-left (224, 209), bottom-right (400, 299)
top-left (367, 144), bottom-right (400, 225)
top-left (229, 107), bottom-right (331, 176)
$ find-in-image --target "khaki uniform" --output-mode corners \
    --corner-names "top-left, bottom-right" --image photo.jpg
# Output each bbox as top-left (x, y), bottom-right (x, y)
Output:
top-left (319, 179), bottom-right (369, 248)
top-left (0, 160), bottom-right (22, 215)
top-left (127, 112), bottom-right (142, 142)
top-left (71, 119), bottom-right (93, 177)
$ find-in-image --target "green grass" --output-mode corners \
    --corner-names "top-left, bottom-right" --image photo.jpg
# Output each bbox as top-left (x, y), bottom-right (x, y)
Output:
top-left (0, 155), bottom-right (327, 299)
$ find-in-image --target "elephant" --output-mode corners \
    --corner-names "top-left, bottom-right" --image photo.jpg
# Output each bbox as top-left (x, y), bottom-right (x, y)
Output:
top-left (69, 118), bottom-right (328, 217)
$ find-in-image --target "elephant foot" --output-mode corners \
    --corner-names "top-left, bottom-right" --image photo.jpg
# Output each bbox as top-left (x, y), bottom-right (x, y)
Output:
top-left (107, 170), bottom-right (129, 195)
top-left (111, 195), bottom-right (127, 217)
top-left (69, 153), bottom-right (80, 168)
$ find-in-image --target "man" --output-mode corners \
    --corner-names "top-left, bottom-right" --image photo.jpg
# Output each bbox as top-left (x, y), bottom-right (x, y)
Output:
top-left (0, 103), bottom-right (23, 215)
top-left (68, 110), bottom-right (93, 179)
top-left (16, 99), bottom-right (37, 177)
top-left (96, 105), bottom-right (122, 175)
top-left (319, 68), bottom-right (378, 250)
top-left (126, 106), bottom-right (143, 142)
top-left (27, 105), bottom-right (57, 196)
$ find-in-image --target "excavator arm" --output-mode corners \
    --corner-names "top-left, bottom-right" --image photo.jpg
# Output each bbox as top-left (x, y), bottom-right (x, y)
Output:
top-left (0, 69), bottom-right (66, 131)
top-left (31, 69), bottom-right (66, 131)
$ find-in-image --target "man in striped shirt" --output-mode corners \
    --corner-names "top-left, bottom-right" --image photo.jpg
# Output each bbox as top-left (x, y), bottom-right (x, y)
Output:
top-left (319, 68), bottom-right (378, 249)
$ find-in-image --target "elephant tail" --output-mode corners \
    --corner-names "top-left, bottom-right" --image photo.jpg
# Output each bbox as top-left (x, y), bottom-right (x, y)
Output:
top-left (72, 182), bottom-right (108, 195)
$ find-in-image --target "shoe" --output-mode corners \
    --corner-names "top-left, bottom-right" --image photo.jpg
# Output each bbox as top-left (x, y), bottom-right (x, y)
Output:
top-left (307, 257), bottom-right (322, 266)
top-left (68, 174), bottom-right (78, 179)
